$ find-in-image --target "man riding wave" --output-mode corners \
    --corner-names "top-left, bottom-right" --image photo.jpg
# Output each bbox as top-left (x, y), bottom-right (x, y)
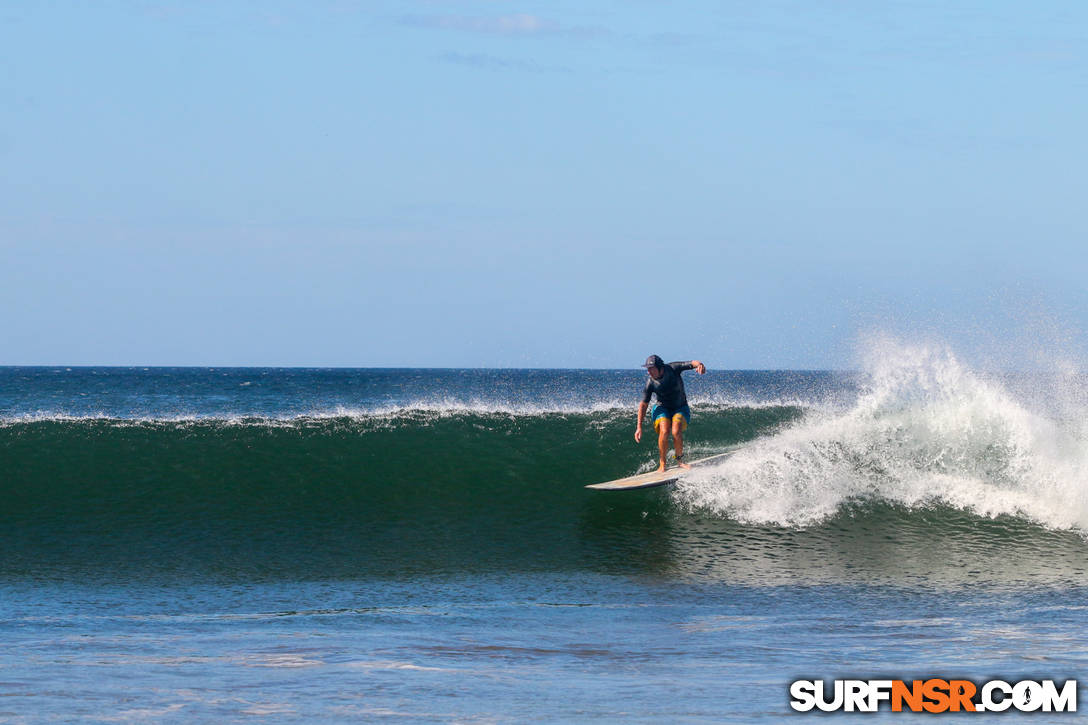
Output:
top-left (634, 354), bottom-right (707, 472)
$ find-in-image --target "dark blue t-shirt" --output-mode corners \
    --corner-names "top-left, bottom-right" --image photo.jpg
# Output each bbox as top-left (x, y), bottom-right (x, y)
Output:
top-left (641, 361), bottom-right (694, 409)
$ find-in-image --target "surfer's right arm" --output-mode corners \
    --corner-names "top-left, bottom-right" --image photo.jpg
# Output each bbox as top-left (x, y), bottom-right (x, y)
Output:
top-left (635, 379), bottom-right (654, 442)
top-left (635, 401), bottom-right (649, 442)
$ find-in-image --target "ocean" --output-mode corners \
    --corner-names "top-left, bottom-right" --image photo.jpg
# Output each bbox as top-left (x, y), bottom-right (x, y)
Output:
top-left (2, 348), bottom-right (1086, 721)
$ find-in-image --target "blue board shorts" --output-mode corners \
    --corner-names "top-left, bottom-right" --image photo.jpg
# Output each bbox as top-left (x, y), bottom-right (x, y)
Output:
top-left (652, 404), bottom-right (691, 432)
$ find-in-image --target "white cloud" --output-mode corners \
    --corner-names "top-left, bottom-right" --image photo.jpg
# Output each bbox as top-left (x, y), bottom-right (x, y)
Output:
top-left (403, 13), bottom-right (559, 36)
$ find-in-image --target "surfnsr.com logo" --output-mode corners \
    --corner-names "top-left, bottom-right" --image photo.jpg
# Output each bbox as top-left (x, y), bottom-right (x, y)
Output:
top-left (790, 679), bottom-right (1077, 713)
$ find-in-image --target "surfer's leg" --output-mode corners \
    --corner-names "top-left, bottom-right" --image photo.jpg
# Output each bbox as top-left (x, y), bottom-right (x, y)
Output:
top-left (672, 407), bottom-right (691, 469)
top-left (655, 417), bottom-right (669, 472)
top-left (672, 417), bottom-right (691, 469)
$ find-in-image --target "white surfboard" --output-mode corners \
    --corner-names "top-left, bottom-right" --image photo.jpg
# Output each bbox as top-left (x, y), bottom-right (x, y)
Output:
top-left (585, 449), bottom-right (740, 491)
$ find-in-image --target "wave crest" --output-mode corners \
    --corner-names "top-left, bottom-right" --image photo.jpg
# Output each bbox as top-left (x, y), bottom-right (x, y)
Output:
top-left (676, 340), bottom-right (1088, 532)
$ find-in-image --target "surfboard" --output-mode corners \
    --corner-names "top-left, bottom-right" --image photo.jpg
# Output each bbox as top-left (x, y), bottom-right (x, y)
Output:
top-left (585, 449), bottom-right (740, 491)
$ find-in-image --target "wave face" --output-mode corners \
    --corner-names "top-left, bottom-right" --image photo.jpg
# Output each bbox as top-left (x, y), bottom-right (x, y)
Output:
top-left (0, 407), bottom-right (798, 582)
top-left (2, 357), bottom-right (1087, 586)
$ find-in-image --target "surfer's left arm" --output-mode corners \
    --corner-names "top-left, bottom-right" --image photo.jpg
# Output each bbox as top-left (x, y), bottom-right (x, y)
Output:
top-left (674, 360), bottom-right (707, 374)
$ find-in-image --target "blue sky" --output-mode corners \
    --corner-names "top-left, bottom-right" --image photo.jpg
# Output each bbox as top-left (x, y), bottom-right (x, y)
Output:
top-left (2, 1), bottom-right (1086, 367)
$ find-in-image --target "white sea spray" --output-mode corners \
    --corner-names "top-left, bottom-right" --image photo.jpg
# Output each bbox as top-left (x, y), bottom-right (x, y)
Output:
top-left (675, 338), bottom-right (1088, 532)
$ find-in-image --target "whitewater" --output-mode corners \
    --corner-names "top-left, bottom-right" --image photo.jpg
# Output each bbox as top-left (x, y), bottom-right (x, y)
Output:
top-left (677, 340), bottom-right (1088, 533)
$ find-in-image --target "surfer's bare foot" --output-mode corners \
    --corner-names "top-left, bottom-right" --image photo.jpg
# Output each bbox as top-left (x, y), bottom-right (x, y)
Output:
top-left (656, 462), bottom-right (667, 472)
top-left (677, 461), bottom-right (691, 470)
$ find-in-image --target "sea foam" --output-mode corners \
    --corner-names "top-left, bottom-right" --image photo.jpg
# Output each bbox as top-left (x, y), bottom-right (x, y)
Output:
top-left (676, 338), bottom-right (1088, 532)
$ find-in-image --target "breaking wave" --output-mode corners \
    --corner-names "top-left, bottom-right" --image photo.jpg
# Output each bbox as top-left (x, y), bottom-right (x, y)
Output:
top-left (675, 339), bottom-right (1088, 533)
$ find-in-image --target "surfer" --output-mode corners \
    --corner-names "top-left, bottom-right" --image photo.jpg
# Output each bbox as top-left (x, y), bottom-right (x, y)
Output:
top-left (634, 355), bottom-right (707, 471)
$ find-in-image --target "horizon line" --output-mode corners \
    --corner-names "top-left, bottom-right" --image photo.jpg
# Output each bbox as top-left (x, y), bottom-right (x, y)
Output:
top-left (0, 364), bottom-right (849, 372)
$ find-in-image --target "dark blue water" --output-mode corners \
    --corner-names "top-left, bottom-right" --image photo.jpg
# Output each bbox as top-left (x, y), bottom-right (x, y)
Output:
top-left (0, 366), bottom-right (843, 418)
top-left (2, 365), bottom-right (1086, 721)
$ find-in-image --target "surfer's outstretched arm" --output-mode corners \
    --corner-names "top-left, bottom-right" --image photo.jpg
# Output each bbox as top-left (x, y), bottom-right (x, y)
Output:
top-left (671, 360), bottom-right (707, 374)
